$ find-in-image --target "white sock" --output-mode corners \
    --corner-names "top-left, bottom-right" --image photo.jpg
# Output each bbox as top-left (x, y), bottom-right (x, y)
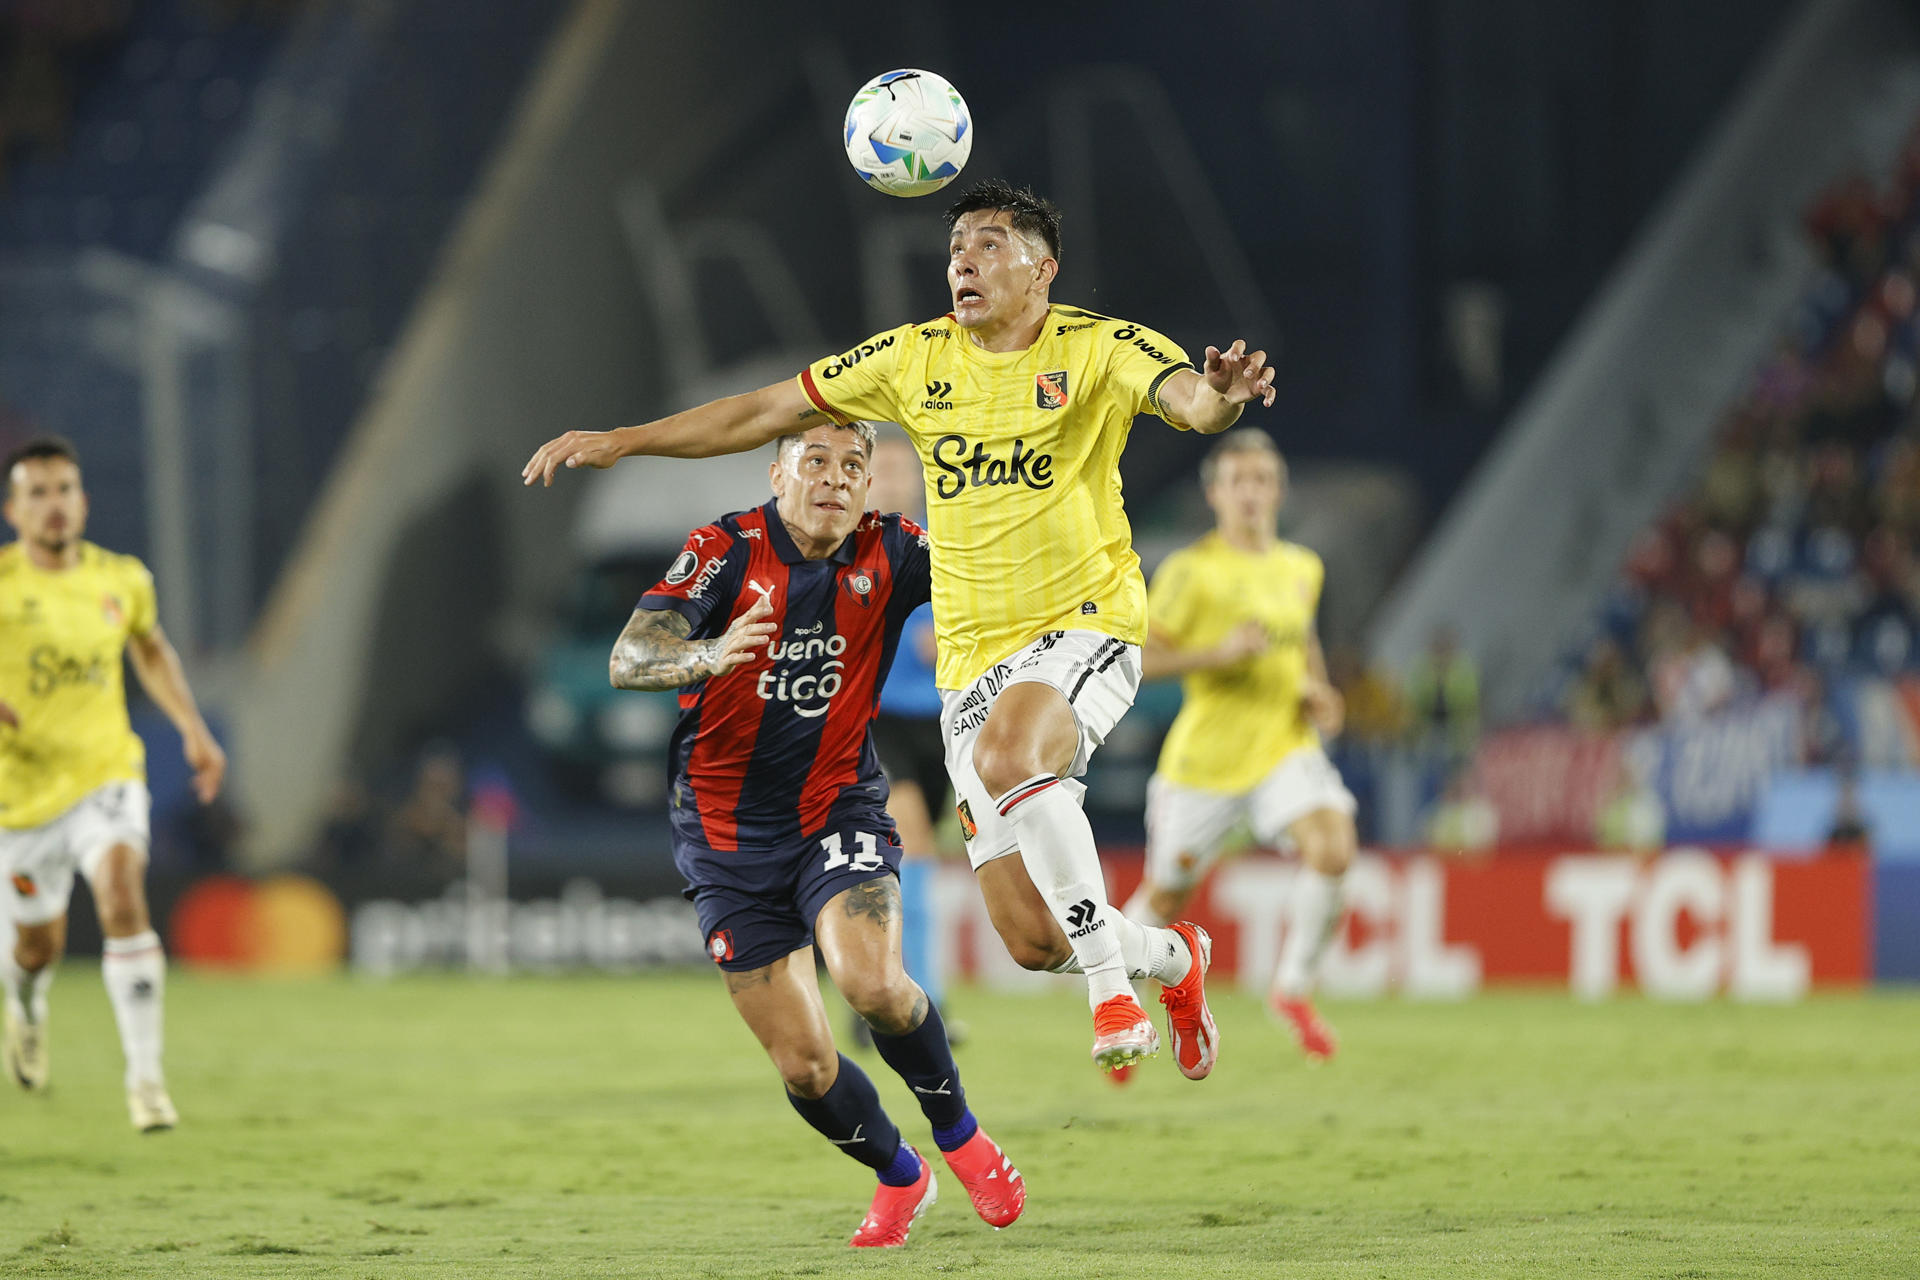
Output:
top-left (997, 775), bottom-right (1134, 1007)
top-left (4, 956), bottom-right (53, 1025)
top-left (1050, 914), bottom-right (1190, 985)
top-left (101, 931), bottom-right (165, 1087)
top-left (1274, 869), bottom-right (1346, 1000)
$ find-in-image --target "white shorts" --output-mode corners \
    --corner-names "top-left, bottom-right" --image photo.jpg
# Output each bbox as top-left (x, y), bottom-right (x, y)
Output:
top-left (940, 630), bottom-right (1142, 870)
top-left (0, 780), bottom-right (150, 926)
top-left (1145, 747), bottom-right (1355, 892)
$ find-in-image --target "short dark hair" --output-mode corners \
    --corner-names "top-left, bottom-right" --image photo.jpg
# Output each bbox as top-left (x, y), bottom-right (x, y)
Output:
top-left (945, 179), bottom-right (1063, 262)
top-left (4, 435), bottom-right (80, 481)
top-left (774, 419), bottom-right (877, 467)
top-left (1199, 428), bottom-right (1282, 487)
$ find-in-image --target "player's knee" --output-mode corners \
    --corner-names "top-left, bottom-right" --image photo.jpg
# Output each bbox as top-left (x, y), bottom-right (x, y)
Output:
top-left (1301, 819), bottom-right (1357, 876)
top-left (92, 877), bottom-right (150, 938)
top-left (971, 735), bottom-right (1035, 800)
top-left (776, 1046), bottom-right (839, 1099)
top-left (841, 972), bottom-right (918, 1034)
top-left (973, 708), bottom-right (1074, 798)
top-left (96, 898), bottom-right (150, 938)
top-left (1005, 930), bottom-right (1070, 972)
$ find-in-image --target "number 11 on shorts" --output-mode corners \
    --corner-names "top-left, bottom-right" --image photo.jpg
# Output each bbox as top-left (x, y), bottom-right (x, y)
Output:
top-left (820, 831), bottom-right (884, 872)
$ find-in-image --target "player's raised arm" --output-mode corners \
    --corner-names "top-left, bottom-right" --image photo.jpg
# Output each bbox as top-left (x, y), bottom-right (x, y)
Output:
top-left (1140, 620), bottom-right (1272, 681)
top-left (522, 378), bottom-right (822, 487)
top-left (125, 624), bottom-right (226, 804)
top-left (1157, 339), bottom-right (1277, 435)
top-left (609, 596), bottom-right (777, 692)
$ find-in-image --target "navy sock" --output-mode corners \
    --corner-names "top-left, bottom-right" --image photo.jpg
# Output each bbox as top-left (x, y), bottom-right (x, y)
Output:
top-left (786, 1054), bottom-right (905, 1178)
top-left (931, 1111), bottom-right (978, 1153)
top-left (876, 1143), bottom-right (923, 1187)
top-left (871, 1000), bottom-right (969, 1134)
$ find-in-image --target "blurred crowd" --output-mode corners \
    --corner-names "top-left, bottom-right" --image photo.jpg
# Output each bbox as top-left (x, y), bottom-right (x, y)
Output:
top-left (0, 0), bottom-right (310, 187)
top-left (1553, 117), bottom-right (1920, 747)
top-left (0, 0), bottom-right (128, 185)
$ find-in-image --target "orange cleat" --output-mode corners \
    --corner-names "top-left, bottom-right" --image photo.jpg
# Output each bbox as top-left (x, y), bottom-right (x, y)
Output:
top-left (849, 1147), bottom-right (938, 1247)
top-left (1159, 922), bottom-right (1219, 1080)
top-left (939, 1128), bottom-right (1026, 1229)
top-left (1272, 995), bottom-right (1338, 1061)
top-left (1090, 993), bottom-right (1159, 1072)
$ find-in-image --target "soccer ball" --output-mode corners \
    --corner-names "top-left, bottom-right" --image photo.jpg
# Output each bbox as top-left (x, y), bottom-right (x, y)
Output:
top-left (843, 68), bottom-right (972, 198)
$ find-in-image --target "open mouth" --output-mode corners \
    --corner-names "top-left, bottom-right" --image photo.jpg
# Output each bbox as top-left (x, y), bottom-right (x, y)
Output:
top-left (955, 287), bottom-right (983, 304)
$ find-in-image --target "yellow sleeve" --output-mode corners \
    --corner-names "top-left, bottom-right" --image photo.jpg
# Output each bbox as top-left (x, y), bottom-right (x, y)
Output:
top-left (1147, 550), bottom-right (1207, 645)
top-left (798, 325), bottom-right (913, 424)
top-left (1302, 548), bottom-right (1326, 616)
top-left (1105, 319), bottom-right (1192, 424)
top-left (125, 557), bottom-right (158, 637)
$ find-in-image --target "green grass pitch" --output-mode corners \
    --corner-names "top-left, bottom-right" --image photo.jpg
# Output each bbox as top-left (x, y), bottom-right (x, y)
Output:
top-left (1, 971), bottom-right (1915, 1278)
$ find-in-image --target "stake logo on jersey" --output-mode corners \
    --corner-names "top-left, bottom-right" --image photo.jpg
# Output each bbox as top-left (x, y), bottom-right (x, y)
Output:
top-left (639, 500), bottom-right (932, 852)
top-left (797, 303), bottom-right (1194, 689)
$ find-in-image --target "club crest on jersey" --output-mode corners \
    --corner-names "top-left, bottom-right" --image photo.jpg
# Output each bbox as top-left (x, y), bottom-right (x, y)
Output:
top-left (842, 569), bottom-right (874, 607)
top-left (1035, 370), bottom-right (1069, 410)
top-left (708, 930), bottom-right (734, 963)
top-left (100, 594), bottom-right (123, 625)
top-left (664, 550), bottom-right (699, 585)
top-left (11, 873), bottom-right (35, 897)
top-left (956, 800), bottom-right (978, 842)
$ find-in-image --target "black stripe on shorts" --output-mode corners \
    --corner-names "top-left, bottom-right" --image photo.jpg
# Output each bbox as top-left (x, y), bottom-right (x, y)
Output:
top-left (1067, 638), bottom-right (1126, 705)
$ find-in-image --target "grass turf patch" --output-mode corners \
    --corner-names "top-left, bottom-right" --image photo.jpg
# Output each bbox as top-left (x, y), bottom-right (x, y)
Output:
top-left (0, 971), bottom-right (1912, 1277)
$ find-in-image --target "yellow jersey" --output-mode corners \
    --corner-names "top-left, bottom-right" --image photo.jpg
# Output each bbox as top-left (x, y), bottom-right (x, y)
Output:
top-left (1151, 533), bottom-right (1324, 794)
top-left (799, 303), bottom-right (1192, 688)
top-left (0, 541), bottom-right (157, 829)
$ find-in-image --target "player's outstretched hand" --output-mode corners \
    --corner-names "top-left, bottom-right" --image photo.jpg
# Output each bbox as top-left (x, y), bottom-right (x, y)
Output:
top-left (521, 429), bottom-right (627, 487)
top-left (710, 595), bottom-right (779, 677)
top-left (0, 698), bottom-right (17, 730)
top-left (1202, 339), bottom-right (1277, 408)
top-left (1301, 680), bottom-right (1346, 739)
top-left (185, 729), bottom-right (227, 804)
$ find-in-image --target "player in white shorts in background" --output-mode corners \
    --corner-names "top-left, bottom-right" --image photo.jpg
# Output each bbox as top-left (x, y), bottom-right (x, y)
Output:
top-left (0, 437), bottom-right (227, 1130)
top-left (1127, 428), bottom-right (1356, 1060)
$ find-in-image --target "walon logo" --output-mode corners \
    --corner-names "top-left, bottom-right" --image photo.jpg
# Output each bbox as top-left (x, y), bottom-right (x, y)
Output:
top-left (1066, 898), bottom-right (1104, 938)
top-left (923, 380), bottom-right (954, 410)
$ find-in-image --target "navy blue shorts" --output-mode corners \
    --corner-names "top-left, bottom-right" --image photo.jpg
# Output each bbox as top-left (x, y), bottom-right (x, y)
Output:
top-left (679, 819), bottom-right (904, 972)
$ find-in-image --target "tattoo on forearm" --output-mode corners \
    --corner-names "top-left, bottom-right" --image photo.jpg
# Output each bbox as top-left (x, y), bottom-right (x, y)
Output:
top-left (609, 609), bottom-right (723, 691)
top-left (840, 879), bottom-right (899, 929)
top-left (795, 406), bottom-right (821, 421)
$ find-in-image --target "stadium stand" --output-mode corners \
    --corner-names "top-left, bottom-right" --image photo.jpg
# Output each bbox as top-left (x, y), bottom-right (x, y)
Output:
top-left (1554, 115), bottom-right (1920, 752)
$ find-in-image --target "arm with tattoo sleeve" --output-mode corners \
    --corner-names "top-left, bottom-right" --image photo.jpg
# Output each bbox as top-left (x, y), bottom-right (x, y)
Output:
top-left (609, 597), bottom-right (777, 691)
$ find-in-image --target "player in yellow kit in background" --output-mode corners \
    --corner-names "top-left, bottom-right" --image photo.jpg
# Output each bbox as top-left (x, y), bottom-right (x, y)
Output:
top-left (1127, 429), bottom-right (1356, 1060)
top-left (0, 437), bottom-right (226, 1129)
top-left (525, 180), bottom-right (1277, 1080)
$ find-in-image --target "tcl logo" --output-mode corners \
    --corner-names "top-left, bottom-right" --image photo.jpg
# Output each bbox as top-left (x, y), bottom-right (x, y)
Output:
top-left (1546, 853), bottom-right (1809, 1000)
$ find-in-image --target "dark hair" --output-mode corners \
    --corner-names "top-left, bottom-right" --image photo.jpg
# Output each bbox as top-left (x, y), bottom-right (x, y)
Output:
top-left (3, 435), bottom-right (80, 480)
top-left (945, 179), bottom-right (1063, 262)
top-left (774, 419), bottom-right (877, 466)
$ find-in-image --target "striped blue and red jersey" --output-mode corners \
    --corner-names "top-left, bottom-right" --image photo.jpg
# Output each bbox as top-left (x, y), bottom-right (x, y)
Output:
top-left (638, 500), bottom-right (932, 853)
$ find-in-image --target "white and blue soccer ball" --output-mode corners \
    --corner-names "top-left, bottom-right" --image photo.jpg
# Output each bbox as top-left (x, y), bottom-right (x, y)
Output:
top-left (843, 68), bottom-right (972, 198)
